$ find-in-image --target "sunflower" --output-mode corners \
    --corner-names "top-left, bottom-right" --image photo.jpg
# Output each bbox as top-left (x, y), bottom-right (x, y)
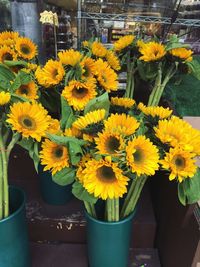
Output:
top-left (0, 91), bottom-right (11, 105)
top-left (73, 109), bottom-right (106, 131)
top-left (0, 31), bottom-right (19, 47)
top-left (126, 135), bottom-right (159, 176)
top-left (91, 41), bottom-right (107, 58)
top-left (113, 35), bottom-right (135, 52)
top-left (80, 57), bottom-right (96, 78)
top-left (15, 37), bottom-right (37, 60)
top-left (104, 113), bottom-right (139, 136)
top-left (46, 118), bottom-right (61, 135)
top-left (76, 154), bottom-right (92, 182)
top-left (62, 79), bottom-right (97, 111)
top-left (138, 103), bottom-right (172, 119)
top-left (80, 159), bottom-right (129, 200)
top-left (58, 49), bottom-right (82, 67)
top-left (94, 59), bottom-right (118, 92)
top-left (7, 102), bottom-right (51, 141)
top-left (169, 47), bottom-right (193, 62)
top-left (154, 116), bottom-right (191, 148)
top-left (15, 81), bottom-right (38, 100)
top-left (40, 139), bottom-right (69, 175)
top-left (64, 126), bottom-right (82, 138)
top-left (82, 40), bottom-right (90, 48)
top-left (139, 42), bottom-right (166, 62)
top-left (35, 60), bottom-right (65, 87)
top-left (0, 46), bottom-right (16, 62)
top-left (160, 147), bottom-right (197, 182)
top-left (105, 50), bottom-right (121, 71)
top-left (27, 63), bottom-right (38, 71)
top-left (111, 97), bottom-right (135, 109)
top-left (95, 130), bottom-right (125, 156)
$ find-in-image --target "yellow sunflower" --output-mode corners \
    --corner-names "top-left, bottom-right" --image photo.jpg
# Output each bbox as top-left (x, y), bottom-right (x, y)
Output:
top-left (126, 135), bottom-right (159, 176)
top-left (169, 47), bottom-right (193, 62)
top-left (7, 102), bottom-right (51, 141)
top-left (154, 116), bottom-right (191, 148)
top-left (104, 113), bottom-right (139, 136)
top-left (64, 126), bottom-right (82, 138)
top-left (80, 57), bottom-right (96, 78)
top-left (95, 130), bottom-right (125, 156)
top-left (91, 41), bottom-right (107, 58)
top-left (80, 159), bottom-right (129, 200)
top-left (76, 153), bottom-right (92, 182)
top-left (15, 37), bottom-right (37, 60)
top-left (111, 97), bottom-right (135, 109)
top-left (82, 40), bottom-right (90, 48)
top-left (73, 109), bottom-right (106, 130)
top-left (15, 81), bottom-right (38, 100)
top-left (160, 147), bottom-right (197, 182)
top-left (46, 118), bottom-right (61, 135)
top-left (0, 31), bottom-right (19, 47)
top-left (139, 42), bottom-right (166, 62)
top-left (113, 35), bottom-right (135, 52)
top-left (58, 49), bottom-right (82, 67)
top-left (0, 46), bottom-right (16, 62)
top-left (40, 139), bottom-right (69, 175)
top-left (138, 103), bottom-right (172, 119)
top-left (62, 79), bottom-right (97, 111)
top-left (27, 63), bottom-right (38, 71)
top-left (35, 59), bottom-right (65, 87)
top-left (0, 91), bottom-right (11, 105)
top-left (94, 59), bottom-right (118, 92)
top-left (105, 50), bottom-right (121, 71)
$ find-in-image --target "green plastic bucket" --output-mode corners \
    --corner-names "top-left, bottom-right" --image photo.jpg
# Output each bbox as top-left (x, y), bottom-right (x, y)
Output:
top-left (39, 164), bottom-right (72, 205)
top-left (0, 186), bottom-right (30, 267)
top-left (85, 210), bottom-right (136, 267)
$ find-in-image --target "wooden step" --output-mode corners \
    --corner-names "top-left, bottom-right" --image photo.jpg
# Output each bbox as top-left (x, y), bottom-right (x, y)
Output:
top-left (31, 243), bottom-right (161, 267)
top-left (9, 146), bottom-right (157, 248)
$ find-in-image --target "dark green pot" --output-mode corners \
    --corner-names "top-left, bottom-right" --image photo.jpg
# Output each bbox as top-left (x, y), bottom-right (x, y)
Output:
top-left (86, 211), bottom-right (136, 267)
top-left (38, 165), bottom-right (72, 205)
top-left (0, 186), bottom-right (30, 267)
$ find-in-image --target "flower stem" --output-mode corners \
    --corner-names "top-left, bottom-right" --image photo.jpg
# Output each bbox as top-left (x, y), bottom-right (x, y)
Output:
top-left (107, 198), bottom-right (112, 222)
top-left (148, 64), bottom-right (162, 106)
top-left (84, 201), bottom-right (97, 219)
top-left (115, 198), bottom-right (119, 221)
top-left (0, 151), bottom-right (3, 220)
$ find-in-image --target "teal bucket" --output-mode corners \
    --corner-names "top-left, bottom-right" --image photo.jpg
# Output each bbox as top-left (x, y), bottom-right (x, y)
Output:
top-left (39, 165), bottom-right (72, 205)
top-left (86, 211), bottom-right (136, 267)
top-left (0, 186), bottom-right (30, 267)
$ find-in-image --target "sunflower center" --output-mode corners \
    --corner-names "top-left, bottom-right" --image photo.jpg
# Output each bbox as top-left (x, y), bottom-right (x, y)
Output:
top-left (19, 85), bottom-right (29, 95)
top-left (19, 116), bottom-right (36, 130)
top-left (97, 166), bottom-right (116, 182)
top-left (52, 69), bottom-right (58, 78)
top-left (3, 53), bottom-right (13, 61)
top-left (53, 146), bottom-right (64, 159)
top-left (72, 87), bottom-right (88, 99)
top-left (102, 74), bottom-right (108, 83)
top-left (133, 148), bottom-right (143, 163)
top-left (20, 45), bottom-right (30, 55)
top-left (83, 66), bottom-right (90, 77)
top-left (105, 136), bottom-right (120, 154)
top-left (174, 155), bottom-right (186, 169)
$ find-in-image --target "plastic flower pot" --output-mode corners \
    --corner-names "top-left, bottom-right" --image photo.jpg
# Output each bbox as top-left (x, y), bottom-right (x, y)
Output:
top-left (38, 164), bottom-right (72, 205)
top-left (85, 210), bottom-right (136, 267)
top-left (0, 186), bottom-right (30, 267)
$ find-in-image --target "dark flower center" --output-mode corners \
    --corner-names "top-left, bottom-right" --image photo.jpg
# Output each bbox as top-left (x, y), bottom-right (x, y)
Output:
top-left (133, 148), bottom-right (143, 163)
top-left (73, 87), bottom-right (88, 99)
top-left (3, 53), bottom-right (13, 61)
top-left (97, 166), bottom-right (116, 182)
top-left (19, 85), bottom-right (29, 95)
top-left (174, 155), bottom-right (185, 169)
top-left (20, 45), bottom-right (31, 55)
top-left (19, 116), bottom-right (36, 130)
top-left (54, 147), bottom-right (64, 158)
top-left (105, 136), bottom-right (120, 154)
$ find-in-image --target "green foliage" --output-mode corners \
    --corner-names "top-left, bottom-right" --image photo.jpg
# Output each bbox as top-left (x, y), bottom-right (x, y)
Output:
top-left (137, 60), bottom-right (158, 81)
top-left (0, 64), bottom-right (15, 89)
top-left (18, 138), bottom-right (40, 172)
top-left (84, 92), bottom-right (110, 115)
top-left (10, 71), bottom-right (32, 92)
top-left (47, 134), bottom-right (86, 146)
top-left (178, 168), bottom-right (200, 205)
top-left (187, 56), bottom-right (200, 80)
top-left (52, 167), bottom-right (75, 186)
top-left (72, 181), bottom-right (98, 204)
top-left (4, 60), bottom-right (28, 68)
top-left (165, 35), bottom-right (189, 51)
top-left (60, 97), bottom-right (75, 130)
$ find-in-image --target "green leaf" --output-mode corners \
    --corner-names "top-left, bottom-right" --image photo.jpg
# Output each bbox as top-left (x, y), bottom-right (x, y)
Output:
top-left (4, 60), bottom-right (28, 68)
top-left (84, 92), bottom-right (110, 115)
top-left (52, 167), bottom-right (75, 186)
top-left (68, 141), bottom-right (83, 165)
top-left (0, 64), bottom-right (15, 81)
top-left (18, 71), bottom-right (32, 85)
top-left (72, 181), bottom-right (97, 204)
top-left (60, 97), bottom-right (75, 130)
top-left (47, 133), bottom-right (87, 146)
top-left (165, 34), bottom-right (190, 51)
top-left (187, 57), bottom-right (200, 80)
top-left (178, 183), bottom-right (186, 206)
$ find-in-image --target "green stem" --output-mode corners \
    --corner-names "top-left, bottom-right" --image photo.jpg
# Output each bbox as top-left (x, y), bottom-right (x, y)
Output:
top-left (115, 198), bottom-right (119, 221)
top-left (148, 64), bottom-right (162, 106)
top-left (0, 151), bottom-right (3, 220)
top-left (6, 133), bottom-right (20, 161)
top-left (120, 179), bottom-right (137, 218)
top-left (0, 133), bottom-right (9, 218)
top-left (84, 201), bottom-right (97, 218)
top-left (121, 176), bottom-right (148, 219)
top-left (107, 199), bottom-right (112, 222)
